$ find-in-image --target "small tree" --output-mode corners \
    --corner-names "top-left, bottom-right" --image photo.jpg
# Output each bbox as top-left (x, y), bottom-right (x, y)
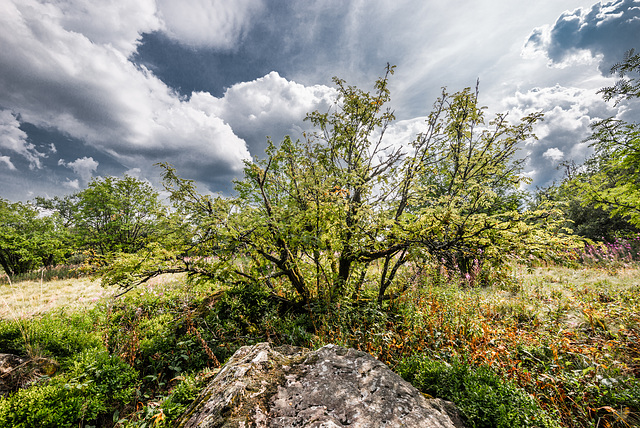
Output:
top-left (0, 199), bottom-right (69, 276)
top-left (103, 67), bottom-right (571, 304)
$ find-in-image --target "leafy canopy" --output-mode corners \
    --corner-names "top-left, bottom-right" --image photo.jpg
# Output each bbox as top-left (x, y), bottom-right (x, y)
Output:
top-left (38, 175), bottom-right (165, 256)
top-left (0, 199), bottom-right (69, 276)
top-left (103, 67), bottom-right (572, 304)
top-left (573, 49), bottom-right (640, 227)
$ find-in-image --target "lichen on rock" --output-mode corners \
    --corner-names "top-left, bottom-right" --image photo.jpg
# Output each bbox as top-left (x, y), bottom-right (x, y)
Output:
top-left (175, 343), bottom-right (466, 428)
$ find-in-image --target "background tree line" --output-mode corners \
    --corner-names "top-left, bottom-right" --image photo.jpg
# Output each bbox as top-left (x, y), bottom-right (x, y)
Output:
top-left (538, 49), bottom-right (640, 241)
top-left (0, 175), bottom-right (165, 276)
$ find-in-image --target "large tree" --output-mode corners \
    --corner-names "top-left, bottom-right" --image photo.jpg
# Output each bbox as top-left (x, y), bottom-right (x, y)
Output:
top-left (103, 67), bottom-right (571, 303)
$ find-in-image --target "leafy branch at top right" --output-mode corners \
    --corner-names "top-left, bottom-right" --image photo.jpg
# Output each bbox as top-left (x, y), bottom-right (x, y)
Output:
top-left (566, 49), bottom-right (640, 231)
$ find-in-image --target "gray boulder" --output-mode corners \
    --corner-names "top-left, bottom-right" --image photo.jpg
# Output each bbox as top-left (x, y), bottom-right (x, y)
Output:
top-left (175, 342), bottom-right (466, 428)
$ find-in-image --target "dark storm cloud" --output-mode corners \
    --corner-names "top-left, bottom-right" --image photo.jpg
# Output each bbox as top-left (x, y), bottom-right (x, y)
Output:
top-left (525, 0), bottom-right (640, 74)
top-left (132, 1), bottom-right (410, 100)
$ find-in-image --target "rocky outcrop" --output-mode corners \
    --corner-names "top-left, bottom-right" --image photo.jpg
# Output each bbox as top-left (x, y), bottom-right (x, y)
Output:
top-left (175, 342), bottom-right (466, 428)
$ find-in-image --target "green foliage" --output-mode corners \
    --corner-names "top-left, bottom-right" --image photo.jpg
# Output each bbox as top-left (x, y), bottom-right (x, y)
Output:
top-left (0, 320), bottom-right (24, 354)
top-left (514, 343), bottom-right (640, 427)
top-left (65, 348), bottom-right (139, 418)
top-left (160, 374), bottom-right (202, 421)
top-left (398, 355), bottom-right (560, 428)
top-left (0, 199), bottom-right (70, 276)
top-left (575, 118), bottom-right (640, 226)
top-left (117, 371), bottom-right (211, 428)
top-left (536, 180), bottom-right (639, 242)
top-left (104, 67), bottom-right (572, 307)
top-left (0, 349), bottom-right (137, 428)
top-left (0, 382), bottom-right (84, 428)
top-left (599, 48), bottom-right (640, 106)
top-left (1, 264), bottom-right (638, 428)
top-left (38, 175), bottom-right (166, 256)
top-left (0, 310), bottom-right (102, 364)
top-left (570, 49), bottom-right (640, 228)
top-left (99, 280), bottom-right (223, 384)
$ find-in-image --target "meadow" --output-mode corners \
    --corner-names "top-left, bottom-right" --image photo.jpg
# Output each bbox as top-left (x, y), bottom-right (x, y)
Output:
top-left (0, 257), bottom-right (638, 428)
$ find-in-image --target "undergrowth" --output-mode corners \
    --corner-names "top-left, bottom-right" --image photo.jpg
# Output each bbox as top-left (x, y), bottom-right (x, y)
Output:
top-left (0, 264), bottom-right (638, 427)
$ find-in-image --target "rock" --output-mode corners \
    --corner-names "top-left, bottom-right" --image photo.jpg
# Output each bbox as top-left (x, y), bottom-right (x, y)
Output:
top-left (175, 342), bottom-right (466, 428)
top-left (0, 353), bottom-right (60, 396)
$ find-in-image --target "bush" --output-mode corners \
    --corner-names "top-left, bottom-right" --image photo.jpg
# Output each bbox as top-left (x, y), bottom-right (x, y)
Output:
top-left (0, 319), bottom-right (26, 355)
top-left (67, 349), bottom-right (139, 416)
top-left (0, 349), bottom-right (138, 427)
top-left (0, 311), bottom-right (102, 366)
top-left (160, 373), bottom-right (205, 422)
top-left (102, 287), bottom-right (216, 384)
top-left (0, 382), bottom-right (84, 428)
top-left (397, 355), bottom-right (560, 428)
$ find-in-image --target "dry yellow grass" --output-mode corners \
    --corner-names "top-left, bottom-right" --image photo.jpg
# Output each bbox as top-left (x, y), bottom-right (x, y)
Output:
top-left (0, 277), bottom-right (116, 319)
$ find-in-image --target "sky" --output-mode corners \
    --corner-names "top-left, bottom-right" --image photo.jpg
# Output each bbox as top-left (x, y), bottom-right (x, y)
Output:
top-left (0, 0), bottom-right (639, 201)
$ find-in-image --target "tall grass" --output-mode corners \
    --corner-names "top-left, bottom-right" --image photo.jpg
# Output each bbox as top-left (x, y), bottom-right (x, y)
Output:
top-left (0, 275), bottom-right (111, 320)
top-left (0, 264), bottom-right (85, 285)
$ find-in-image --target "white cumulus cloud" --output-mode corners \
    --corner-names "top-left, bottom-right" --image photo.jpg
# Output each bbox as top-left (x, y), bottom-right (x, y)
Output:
top-left (156, 0), bottom-right (264, 48)
top-left (48, 0), bottom-right (162, 56)
top-left (59, 156), bottom-right (99, 183)
top-left (0, 109), bottom-right (45, 169)
top-left (191, 71), bottom-right (336, 155)
top-left (0, 0), bottom-right (254, 192)
top-left (504, 84), bottom-right (617, 187)
top-left (543, 147), bottom-right (565, 162)
top-left (0, 156), bottom-right (16, 170)
top-left (63, 178), bottom-right (80, 190)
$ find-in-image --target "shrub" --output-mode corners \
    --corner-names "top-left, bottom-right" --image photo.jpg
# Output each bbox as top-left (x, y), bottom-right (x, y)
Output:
top-left (66, 348), bottom-right (139, 416)
top-left (0, 382), bottom-right (84, 428)
top-left (0, 311), bottom-right (102, 366)
top-left (102, 287), bottom-right (216, 383)
top-left (0, 349), bottom-right (138, 427)
top-left (0, 319), bottom-right (26, 355)
top-left (397, 355), bottom-right (560, 428)
top-left (160, 373), bottom-right (206, 422)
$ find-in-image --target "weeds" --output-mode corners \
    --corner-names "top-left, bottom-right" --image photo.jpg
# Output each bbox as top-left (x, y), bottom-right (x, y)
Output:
top-left (0, 265), bottom-right (638, 427)
top-left (571, 236), bottom-right (640, 270)
top-left (306, 263), bottom-right (640, 427)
